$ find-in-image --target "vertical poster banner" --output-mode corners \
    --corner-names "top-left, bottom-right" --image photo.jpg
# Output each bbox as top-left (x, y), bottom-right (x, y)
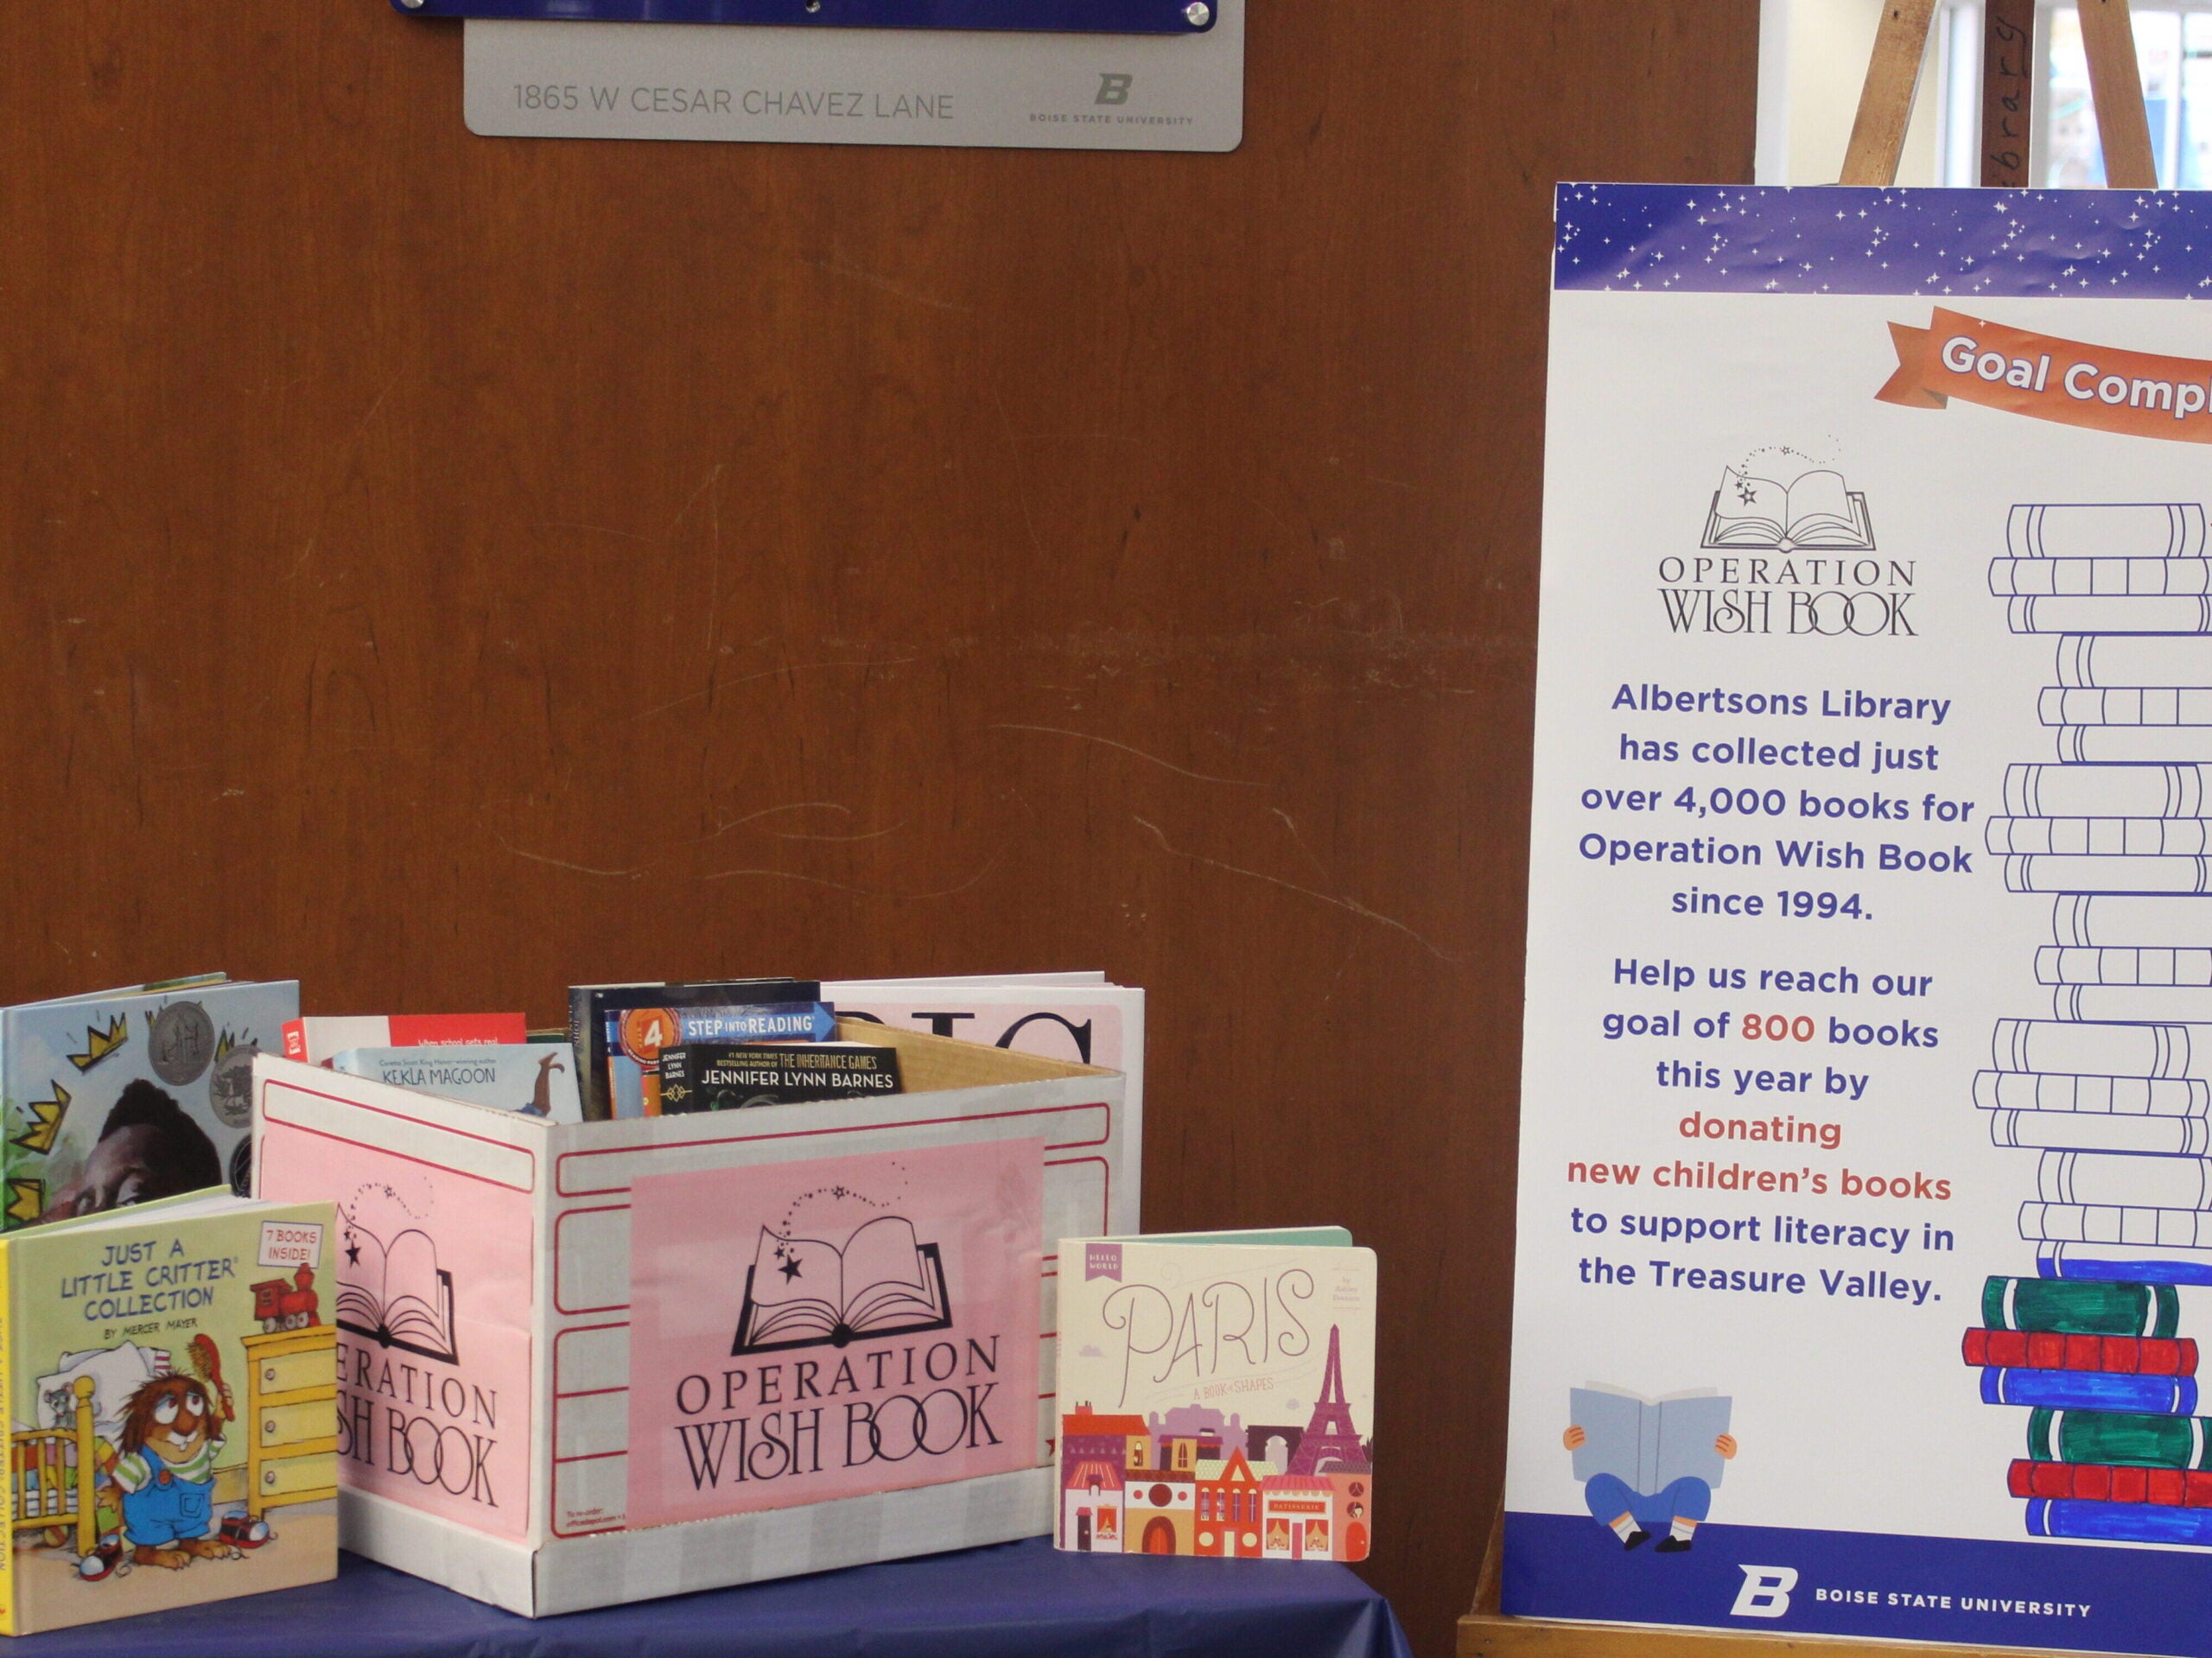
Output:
top-left (1510, 187), bottom-right (2212, 1657)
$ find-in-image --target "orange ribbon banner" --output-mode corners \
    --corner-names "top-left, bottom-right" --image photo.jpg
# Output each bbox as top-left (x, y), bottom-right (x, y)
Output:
top-left (1878, 308), bottom-right (2212, 444)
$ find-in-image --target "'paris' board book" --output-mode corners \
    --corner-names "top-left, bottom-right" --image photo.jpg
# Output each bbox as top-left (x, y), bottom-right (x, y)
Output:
top-left (1052, 1229), bottom-right (1376, 1562)
top-left (0, 1188), bottom-right (338, 1633)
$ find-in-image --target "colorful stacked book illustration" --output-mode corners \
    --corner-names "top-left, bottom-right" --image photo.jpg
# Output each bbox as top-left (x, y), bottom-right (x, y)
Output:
top-left (1, 977), bottom-right (299, 1228)
top-left (1974, 500), bottom-right (2212, 1543)
top-left (1053, 1228), bottom-right (1375, 1561)
top-left (0, 1188), bottom-right (337, 1633)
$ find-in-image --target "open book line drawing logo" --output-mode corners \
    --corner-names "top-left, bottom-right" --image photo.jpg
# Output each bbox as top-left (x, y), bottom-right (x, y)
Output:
top-left (732, 1212), bottom-right (953, 1356)
top-left (337, 1218), bottom-right (459, 1365)
top-left (1704, 467), bottom-right (1874, 553)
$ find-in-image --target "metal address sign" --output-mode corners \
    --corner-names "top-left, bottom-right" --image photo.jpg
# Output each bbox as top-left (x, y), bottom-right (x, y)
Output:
top-left (396, 0), bottom-right (1213, 32)
top-left (452, 1), bottom-right (1242, 150)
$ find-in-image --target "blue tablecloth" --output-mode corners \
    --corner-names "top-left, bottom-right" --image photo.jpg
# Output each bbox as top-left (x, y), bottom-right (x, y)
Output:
top-left (6, 1540), bottom-right (1414, 1658)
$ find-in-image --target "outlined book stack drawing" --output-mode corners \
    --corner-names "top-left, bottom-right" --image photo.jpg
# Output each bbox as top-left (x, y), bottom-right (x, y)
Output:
top-left (1974, 500), bottom-right (2212, 1544)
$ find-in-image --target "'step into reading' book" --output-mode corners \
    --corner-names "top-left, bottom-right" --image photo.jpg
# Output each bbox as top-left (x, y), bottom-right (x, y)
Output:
top-left (1053, 1229), bottom-right (1376, 1561)
top-left (2, 976), bottom-right (298, 1229)
top-left (564, 979), bottom-right (818, 1119)
top-left (0, 1189), bottom-right (337, 1633)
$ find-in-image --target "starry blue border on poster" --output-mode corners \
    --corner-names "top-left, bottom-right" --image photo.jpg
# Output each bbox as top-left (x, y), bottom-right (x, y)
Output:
top-left (393, 0), bottom-right (1212, 33)
top-left (1555, 185), bottom-right (2212, 299)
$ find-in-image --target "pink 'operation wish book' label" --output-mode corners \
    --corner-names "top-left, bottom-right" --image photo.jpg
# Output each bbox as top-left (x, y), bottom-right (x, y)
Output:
top-left (624, 1138), bottom-right (1044, 1528)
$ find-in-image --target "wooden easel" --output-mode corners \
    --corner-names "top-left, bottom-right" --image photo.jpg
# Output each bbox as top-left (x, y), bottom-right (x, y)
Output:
top-left (1463, 9), bottom-right (2158, 1652)
top-left (1840, 0), bottom-right (2155, 187)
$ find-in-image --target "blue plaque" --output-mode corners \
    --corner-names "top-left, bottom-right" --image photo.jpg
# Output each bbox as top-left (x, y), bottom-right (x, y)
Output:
top-left (397, 0), bottom-right (1211, 31)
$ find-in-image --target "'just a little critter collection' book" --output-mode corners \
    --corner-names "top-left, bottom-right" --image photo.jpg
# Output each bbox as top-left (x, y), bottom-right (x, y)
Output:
top-left (0, 1189), bottom-right (337, 1633)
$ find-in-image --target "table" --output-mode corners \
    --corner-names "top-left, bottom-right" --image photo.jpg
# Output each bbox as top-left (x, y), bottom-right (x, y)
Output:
top-left (7, 1539), bottom-right (1414, 1658)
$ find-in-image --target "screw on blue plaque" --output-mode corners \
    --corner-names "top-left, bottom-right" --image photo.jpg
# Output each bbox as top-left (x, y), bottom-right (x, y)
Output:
top-left (389, 0), bottom-right (1215, 29)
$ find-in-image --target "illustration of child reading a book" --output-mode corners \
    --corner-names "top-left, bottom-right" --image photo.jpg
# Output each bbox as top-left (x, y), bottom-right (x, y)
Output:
top-left (1564, 1385), bottom-right (1736, 1553)
top-left (732, 1213), bottom-right (952, 1355)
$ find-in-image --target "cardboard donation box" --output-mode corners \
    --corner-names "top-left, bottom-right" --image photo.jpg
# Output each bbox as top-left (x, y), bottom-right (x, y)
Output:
top-left (250, 1021), bottom-right (1134, 1615)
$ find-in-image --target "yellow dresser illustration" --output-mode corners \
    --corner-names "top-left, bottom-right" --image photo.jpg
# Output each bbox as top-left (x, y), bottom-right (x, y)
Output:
top-left (243, 1326), bottom-right (337, 1521)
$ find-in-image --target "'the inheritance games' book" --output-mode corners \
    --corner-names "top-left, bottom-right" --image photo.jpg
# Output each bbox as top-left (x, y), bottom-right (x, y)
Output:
top-left (1, 977), bottom-right (299, 1229)
top-left (658, 1042), bottom-right (901, 1112)
top-left (0, 1189), bottom-right (338, 1632)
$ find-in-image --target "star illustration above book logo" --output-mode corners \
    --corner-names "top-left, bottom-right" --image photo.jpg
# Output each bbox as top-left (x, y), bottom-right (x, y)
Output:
top-left (779, 1256), bottom-right (804, 1281)
top-left (344, 1234), bottom-right (361, 1267)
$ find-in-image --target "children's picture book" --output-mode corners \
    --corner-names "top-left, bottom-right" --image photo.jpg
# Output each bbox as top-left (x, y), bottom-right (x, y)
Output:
top-left (1, 976), bottom-right (298, 1229)
top-left (1053, 1228), bottom-right (1376, 1561)
top-left (0, 1187), bottom-right (337, 1633)
top-left (658, 1042), bottom-right (901, 1112)
top-left (330, 1043), bottom-right (584, 1121)
top-left (281, 1013), bottom-right (527, 1065)
top-left (1700, 466), bottom-right (1873, 552)
top-left (1567, 1387), bottom-right (1732, 1499)
top-left (823, 974), bottom-right (1145, 1186)
top-left (565, 979), bottom-right (819, 1119)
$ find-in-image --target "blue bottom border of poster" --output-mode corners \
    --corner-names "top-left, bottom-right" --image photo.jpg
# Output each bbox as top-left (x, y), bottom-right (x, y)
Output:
top-left (1505, 1510), bottom-right (2212, 1657)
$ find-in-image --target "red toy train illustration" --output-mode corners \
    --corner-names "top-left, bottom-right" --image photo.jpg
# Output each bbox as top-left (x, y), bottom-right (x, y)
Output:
top-left (250, 1264), bottom-right (320, 1333)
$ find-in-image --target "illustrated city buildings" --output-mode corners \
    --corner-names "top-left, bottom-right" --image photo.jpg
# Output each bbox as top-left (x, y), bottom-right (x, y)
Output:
top-left (1058, 1324), bottom-right (1373, 1560)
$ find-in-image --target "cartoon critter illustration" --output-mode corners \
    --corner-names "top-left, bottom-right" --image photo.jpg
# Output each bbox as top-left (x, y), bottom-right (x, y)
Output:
top-left (187, 1336), bottom-right (270, 1550)
top-left (109, 1375), bottom-right (241, 1568)
top-left (185, 1336), bottom-right (234, 1425)
top-left (251, 1265), bottom-right (321, 1332)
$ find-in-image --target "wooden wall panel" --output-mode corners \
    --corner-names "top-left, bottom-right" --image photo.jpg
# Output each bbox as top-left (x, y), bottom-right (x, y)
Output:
top-left (0, 4), bottom-right (1757, 1649)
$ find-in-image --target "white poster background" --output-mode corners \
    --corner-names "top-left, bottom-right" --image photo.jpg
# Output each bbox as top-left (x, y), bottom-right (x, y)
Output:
top-left (1511, 289), bottom-right (2212, 1546)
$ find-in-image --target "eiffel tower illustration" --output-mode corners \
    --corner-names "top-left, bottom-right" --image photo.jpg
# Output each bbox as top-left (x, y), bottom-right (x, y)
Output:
top-left (1287, 1324), bottom-right (1369, 1474)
